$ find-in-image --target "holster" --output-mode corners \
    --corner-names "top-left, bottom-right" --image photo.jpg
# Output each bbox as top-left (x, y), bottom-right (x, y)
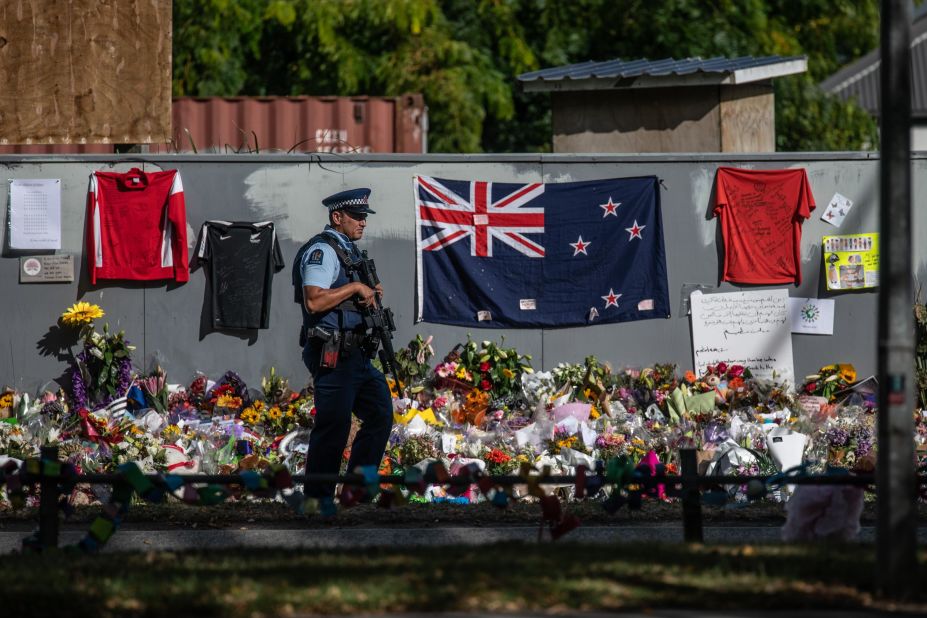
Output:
top-left (320, 330), bottom-right (341, 369)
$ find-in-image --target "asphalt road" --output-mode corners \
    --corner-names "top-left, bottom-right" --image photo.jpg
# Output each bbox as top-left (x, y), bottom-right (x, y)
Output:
top-left (2, 524), bottom-right (924, 553)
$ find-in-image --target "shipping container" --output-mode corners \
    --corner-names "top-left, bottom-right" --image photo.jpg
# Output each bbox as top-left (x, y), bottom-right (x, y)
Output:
top-left (0, 95), bottom-right (427, 154)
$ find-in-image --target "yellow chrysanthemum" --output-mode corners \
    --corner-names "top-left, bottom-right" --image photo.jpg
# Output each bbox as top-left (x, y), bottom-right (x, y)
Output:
top-left (61, 302), bottom-right (104, 327)
top-left (267, 406), bottom-right (283, 420)
top-left (216, 394), bottom-right (242, 410)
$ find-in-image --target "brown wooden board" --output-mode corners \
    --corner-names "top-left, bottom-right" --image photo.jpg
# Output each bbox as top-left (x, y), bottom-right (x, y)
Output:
top-left (0, 0), bottom-right (171, 145)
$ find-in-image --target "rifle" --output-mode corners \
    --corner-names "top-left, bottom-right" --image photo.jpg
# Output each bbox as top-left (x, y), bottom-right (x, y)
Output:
top-left (350, 250), bottom-right (401, 391)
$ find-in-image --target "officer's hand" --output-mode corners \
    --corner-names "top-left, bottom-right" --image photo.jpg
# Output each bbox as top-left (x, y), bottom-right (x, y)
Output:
top-left (374, 283), bottom-right (384, 299)
top-left (355, 283), bottom-right (378, 307)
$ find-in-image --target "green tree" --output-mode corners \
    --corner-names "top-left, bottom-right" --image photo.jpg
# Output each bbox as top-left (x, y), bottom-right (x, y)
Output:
top-left (173, 0), bottom-right (883, 152)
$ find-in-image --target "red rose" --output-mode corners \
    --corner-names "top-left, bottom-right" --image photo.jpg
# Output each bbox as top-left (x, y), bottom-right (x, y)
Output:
top-left (480, 379), bottom-right (492, 391)
top-left (804, 382), bottom-right (817, 394)
top-left (480, 361), bottom-right (491, 372)
top-left (728, 365), bottom-right (745, 378)
top-left (309, 406), bottom-right (317, 416)
top-left (716, 362), bottom-right (728, 374)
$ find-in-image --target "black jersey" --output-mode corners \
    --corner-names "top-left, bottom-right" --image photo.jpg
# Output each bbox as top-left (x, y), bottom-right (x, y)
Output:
top-left (193, 221), bottom-right (285, 329)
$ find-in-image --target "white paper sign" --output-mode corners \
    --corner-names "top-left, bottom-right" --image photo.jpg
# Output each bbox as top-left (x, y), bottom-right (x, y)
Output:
top-left (8, 179), bottom-right (61, 249)
top-left (690, 289), bottom-right (794, 386)
top-left (821, 192), bottom-right (853, 228)
top-left (788, 297), bottom-right (835, 335)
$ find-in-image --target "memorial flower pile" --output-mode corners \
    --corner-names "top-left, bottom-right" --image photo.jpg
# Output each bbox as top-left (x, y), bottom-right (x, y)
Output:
top-left (0, 305), bottom-right (908, 508)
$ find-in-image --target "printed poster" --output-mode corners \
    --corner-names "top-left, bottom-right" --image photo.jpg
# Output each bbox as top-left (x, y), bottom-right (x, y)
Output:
top-left (8, 178), bottom-right (61, 249)
top-left (821, 193), bottom-right (853, 227)
top-left (788, 297), bottom-right (835, 335)
top-left (822, 233), bottom-right (878, 291)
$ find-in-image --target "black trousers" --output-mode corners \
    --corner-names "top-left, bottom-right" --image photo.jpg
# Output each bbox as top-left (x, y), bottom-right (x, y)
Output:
top-left (302, 341), bottom-right (393, 500)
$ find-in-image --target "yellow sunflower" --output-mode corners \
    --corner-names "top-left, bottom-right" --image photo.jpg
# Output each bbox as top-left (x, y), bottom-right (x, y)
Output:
top-left (240, 407), bottom-right (260, 424)
top-left (0, 393), bottom-right (13, 408)
top-left (837, 363), bottom-right (857, 384)
top-left (252, 400), bottom-right (266, 412)
top-left (267, 406), bottom-right (283, 420)
top-left (61, 302), bottom-right (104, 327)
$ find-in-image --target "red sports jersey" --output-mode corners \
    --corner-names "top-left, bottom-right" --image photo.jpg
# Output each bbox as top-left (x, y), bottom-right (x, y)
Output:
top-left (713, 167), bottom-right (815, 285)
top-left (87, 168), bottom-right (189, 284)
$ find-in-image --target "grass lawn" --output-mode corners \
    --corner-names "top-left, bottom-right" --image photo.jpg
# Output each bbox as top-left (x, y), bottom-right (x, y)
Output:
top-left (4, 542), bottom-right (927, 617)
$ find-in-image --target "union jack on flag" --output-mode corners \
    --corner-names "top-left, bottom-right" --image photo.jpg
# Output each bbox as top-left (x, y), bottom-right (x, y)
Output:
top-left (414, 175), bottom-right (669, 328)
top-left (416, 175), bottom-right (546, 257)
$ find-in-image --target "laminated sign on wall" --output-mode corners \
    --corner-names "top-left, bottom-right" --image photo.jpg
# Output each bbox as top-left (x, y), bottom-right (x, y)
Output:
top-left (822, 233), bottom-right (878, 291)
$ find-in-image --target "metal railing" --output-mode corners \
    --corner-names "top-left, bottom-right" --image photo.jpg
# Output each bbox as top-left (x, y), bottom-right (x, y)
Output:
top-left (3, 445), bottom-right (912, 550)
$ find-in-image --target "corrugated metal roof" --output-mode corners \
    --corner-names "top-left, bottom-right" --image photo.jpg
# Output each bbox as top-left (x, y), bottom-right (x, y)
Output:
top-left (819, 14), bottom-right (927, 117)
top-left (518, 55), bottom-right (806, 84)
top-left (0, 95), bottom-right (427, 154)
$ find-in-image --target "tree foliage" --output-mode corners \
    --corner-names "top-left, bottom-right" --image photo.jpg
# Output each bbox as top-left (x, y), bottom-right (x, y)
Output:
top-left (173, 0), bottom-right (882, 152)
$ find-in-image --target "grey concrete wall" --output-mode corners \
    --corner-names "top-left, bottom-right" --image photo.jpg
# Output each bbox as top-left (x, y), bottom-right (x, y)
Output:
top-left (0, 152), bottom-right (913, 395)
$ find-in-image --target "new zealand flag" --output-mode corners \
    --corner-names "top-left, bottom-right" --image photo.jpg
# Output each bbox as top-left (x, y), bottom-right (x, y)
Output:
top-left (414, 175), bottom-right (670, 328)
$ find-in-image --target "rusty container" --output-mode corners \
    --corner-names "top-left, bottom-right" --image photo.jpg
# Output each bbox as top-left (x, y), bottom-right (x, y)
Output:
top-left (0, 94), bottom-right (427, 154)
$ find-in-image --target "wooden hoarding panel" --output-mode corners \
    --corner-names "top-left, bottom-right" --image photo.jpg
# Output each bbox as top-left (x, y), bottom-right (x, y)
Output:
top-left (0, 0), bottom-right (171, 145)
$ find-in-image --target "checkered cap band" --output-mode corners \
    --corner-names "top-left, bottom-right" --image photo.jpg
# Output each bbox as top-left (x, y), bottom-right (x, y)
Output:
top-left (326, 196), bottom-right (369, 211)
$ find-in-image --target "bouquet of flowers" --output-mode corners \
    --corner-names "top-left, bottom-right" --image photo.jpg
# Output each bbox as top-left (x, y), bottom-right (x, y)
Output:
top-left (456, 337), bottom-right (532, 398)
top-left (594, 432), bottom-right (629, 462)
top-left (393, 335), bottom-right (435, 393)
top-left (397, 433), bottom-right (438, 466)
top-left (545, 425), bottom-right (584, 454)
top-left (802, 364), bottom-right (857, 401)
top-left (139, 366), bottom-right (169, 413)
top-left (261, 367), bottom-right (292, 405)
top-left (824, 414), bottom-right (875, 471)
top-left (452, 388), bottom-right (490, 426)
top-left (59, 302), bottom-right (135, 409)
top-left (481, 445), bottom-right (518, 476)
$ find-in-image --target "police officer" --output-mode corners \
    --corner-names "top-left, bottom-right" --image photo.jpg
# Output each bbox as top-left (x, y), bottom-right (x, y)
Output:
top-left (293, 188), bottom-right (393, 502)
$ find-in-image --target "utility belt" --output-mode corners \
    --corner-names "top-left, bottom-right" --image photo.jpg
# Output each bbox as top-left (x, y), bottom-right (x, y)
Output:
top-left (304, 326), bottom-right (374, 369)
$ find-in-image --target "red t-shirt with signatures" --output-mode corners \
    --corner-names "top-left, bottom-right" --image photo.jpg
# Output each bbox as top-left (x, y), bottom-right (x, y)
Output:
top-left (713, 167), bottom-right (815, 285)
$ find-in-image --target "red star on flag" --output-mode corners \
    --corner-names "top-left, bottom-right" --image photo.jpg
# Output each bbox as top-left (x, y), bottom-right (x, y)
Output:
top-left (569, 235), bottom-right (591, 256)
top-left (601, 288), bottom-right (622, 309)
top-left (599, 197), bottom-right (620, 218)
top-left (625, 219), bottom-right (646, 240)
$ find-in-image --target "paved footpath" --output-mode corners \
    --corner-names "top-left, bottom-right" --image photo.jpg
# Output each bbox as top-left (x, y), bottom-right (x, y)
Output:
top-left (2, 524), bottom-right (925, 553)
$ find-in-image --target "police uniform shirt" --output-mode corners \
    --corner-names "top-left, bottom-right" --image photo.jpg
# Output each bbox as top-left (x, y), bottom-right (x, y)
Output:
top-left (194, 220), bottom-right (285, 329)
top-left (299, 225), bottom-right (364, 331)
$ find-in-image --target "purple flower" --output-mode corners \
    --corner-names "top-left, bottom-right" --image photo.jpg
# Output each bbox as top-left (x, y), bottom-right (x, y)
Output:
top-left (825, 426), bottom-right (850, 447)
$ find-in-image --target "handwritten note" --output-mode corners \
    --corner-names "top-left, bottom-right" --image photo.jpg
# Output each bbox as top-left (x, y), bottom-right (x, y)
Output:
top-left (690, 289), bottom-right (794, 386)
top-left (8, 179), bottom-right (61, 249)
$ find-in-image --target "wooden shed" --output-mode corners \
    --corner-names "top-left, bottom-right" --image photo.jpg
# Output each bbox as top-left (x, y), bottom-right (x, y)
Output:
top-left (519, 56), bottom-right (807, 153)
